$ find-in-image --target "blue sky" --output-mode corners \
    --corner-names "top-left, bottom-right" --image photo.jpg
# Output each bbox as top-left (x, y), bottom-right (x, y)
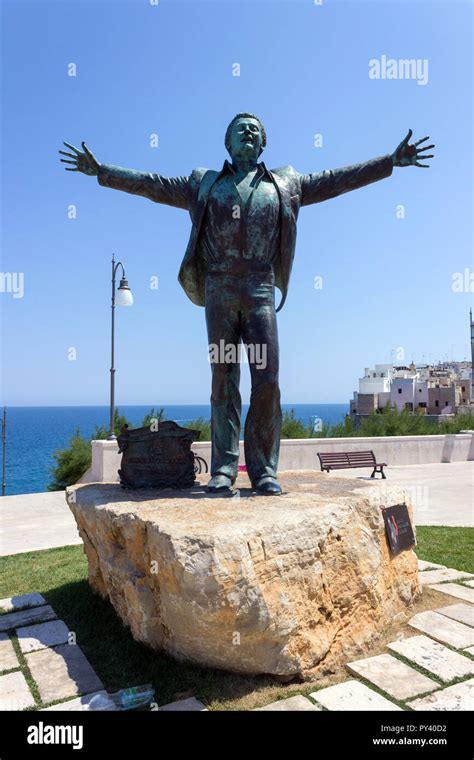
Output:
top-left (1, 0), bottom-right (472, 406)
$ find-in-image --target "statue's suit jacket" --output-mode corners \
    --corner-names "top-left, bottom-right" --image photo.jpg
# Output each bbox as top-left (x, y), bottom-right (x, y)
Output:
top-left (98, 155), bottom-right (393, 312)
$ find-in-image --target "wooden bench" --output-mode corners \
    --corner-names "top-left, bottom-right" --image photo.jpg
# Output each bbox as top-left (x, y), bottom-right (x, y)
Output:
top-left (317, 450), bottom-right (387, 479)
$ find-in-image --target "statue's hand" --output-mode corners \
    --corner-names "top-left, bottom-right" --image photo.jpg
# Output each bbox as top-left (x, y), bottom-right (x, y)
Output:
top-left (391, 129), bottom-right (435, 168)
top-left (59, 141), bottom-right (100, 176)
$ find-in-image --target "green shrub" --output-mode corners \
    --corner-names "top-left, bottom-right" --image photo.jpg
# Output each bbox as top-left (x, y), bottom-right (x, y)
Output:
top-left (47, 430), bottom-right (93, 491)
top-left (181, 407), bottom-right (474, 442)
top-left (92, 410), bottom-right (131, 440)
top-left (358, 407), bottom-right (437, 436)
top-left (141, 407), bottom-right (166, 428)
top-left (314, 407), bottom-right (474, 438)
top-left (438, 412), bottom-right (474, 433)
top-left (186, 416), bottom-right (212, 441)
top-left (281, 409), bottom-right (313, 438)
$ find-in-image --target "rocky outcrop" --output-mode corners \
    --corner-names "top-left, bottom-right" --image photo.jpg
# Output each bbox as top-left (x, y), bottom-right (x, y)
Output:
top-left (66, 472), bottom-right (420, 678)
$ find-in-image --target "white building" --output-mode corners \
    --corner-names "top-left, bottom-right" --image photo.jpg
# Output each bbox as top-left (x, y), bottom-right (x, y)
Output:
top-left (389, 377), bottom-right (429, 411)
top-left (415, 380), bottom-right (429, 409)
top-left (351, 355), bottom-right (470, 419)
top-left (358, 364), bottom-right (393, 395)
top-left (416, 365), bottom-right (432, 382)
top-left (390, 378), bottom-right (416, 411)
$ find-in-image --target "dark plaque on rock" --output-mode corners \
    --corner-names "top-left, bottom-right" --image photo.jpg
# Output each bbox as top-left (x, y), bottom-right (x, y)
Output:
top-left (117, 421), bottom-right (201, 489)
top-left (381, 504), bottom-right (416, 554)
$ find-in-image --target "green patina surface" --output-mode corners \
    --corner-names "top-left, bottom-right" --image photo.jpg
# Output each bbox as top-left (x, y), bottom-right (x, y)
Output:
top-left (59, 117), bottom-right (434, 494)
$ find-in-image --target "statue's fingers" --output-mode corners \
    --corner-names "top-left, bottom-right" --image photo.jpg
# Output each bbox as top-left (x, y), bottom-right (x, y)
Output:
top-left (414, 136), bottom-right (429, 146)
top-left (63, 141), bottom-right (81, 154)
top-left (59, 150), bottom-right (77, 158)
top-left (60, 159), bottom-right (77, 165)
top-left (417, 143), bottom-right (434, 152)
top-left (65, 167), bottom-right (79, 171)
top-left (417, 154), bottom-right (434, 160)
top-left (415, 162), bottom-right (430, 168)
top-left (403, 128), bottom-right (413, 144)
top-left (82, 141), bottom-right (95, 160)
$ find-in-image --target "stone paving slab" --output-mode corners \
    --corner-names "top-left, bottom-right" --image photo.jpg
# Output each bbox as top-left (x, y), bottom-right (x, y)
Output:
top-left (429, 583), bottom-right (474, 604)
top-left (464, 580), bottom-right (474, 588)
top-left (255, 695), bottom-right (321, 711)
top-left (0, 605), bottom-right (57, 632)
top-left (419, 568), bottom-right (474, 586)
top-left (387, 635), bottom-right (474, 682)
top-left (0, 490), bottom-right (82, 556)
top-left (41, 690), bottom-right (117, 711)
top-left (16, 620), bottom-right (70, 654)
top-left (464, 646), bottom-right (474, 655)
top-left (409, 610), bottom-right (474, 649)
top-left (346, 653), bottom-right (438, 700)
top-left (0, 593), bottom-right (46, 612)
top-left (0, 633), bottom-right (20, 671)
top-left (0, 671), bottom-right (35, 710)
top-left (436, 603), bottom-right (474, 628)
top-left (310, 680), bottom-right (401, 711)
top-left (407, 678), bottom-right (474, 711)
top-left (160, 697), bottom-right (207, 711)
top-left (417, 561), bottom-right (446, 571)
top-left (26, 644), bottom-right (103, 704)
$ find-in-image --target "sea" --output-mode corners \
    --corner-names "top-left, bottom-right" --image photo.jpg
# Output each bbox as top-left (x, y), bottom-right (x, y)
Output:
top-left (2, 404), bottom-right (348, 496)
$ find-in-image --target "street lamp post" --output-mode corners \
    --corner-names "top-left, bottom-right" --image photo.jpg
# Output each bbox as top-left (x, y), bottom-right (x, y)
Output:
top-left (1, 407), bottom-right (6, 496)
top-left (109, 254), bottom-right (133, 440)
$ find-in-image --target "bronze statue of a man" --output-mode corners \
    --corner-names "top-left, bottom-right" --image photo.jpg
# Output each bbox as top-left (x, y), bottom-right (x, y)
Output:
top-left (60, 115), bottom-right (433, 495)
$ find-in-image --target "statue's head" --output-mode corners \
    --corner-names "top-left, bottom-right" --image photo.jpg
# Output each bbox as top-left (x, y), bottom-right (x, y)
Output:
top-left (225, 112), bottom-right (266, 162)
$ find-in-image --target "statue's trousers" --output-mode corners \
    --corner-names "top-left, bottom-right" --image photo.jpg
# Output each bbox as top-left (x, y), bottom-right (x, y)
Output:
top-left (205, 264), bottom-right (282, 485)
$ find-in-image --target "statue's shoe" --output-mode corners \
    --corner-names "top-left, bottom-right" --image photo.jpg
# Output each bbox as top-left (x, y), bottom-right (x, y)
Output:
top-left (206, 474), bottom-right (233, 493)
top-left (254, 477), bottom-right (282, 496)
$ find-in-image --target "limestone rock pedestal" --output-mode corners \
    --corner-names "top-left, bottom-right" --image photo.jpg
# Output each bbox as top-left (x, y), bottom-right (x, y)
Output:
top-left (66, 472), bottom-right (420, 678)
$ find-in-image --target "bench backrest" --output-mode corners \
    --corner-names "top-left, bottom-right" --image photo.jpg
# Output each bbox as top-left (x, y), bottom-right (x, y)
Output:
top-left (318, 450), bottom-right (376, 469)
top-left (346, 450), bottom-right (376, 467)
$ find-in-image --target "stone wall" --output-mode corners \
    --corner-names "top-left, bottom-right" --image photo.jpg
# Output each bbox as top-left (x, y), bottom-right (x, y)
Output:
top-left (78, 433), bottom-right (474, 485)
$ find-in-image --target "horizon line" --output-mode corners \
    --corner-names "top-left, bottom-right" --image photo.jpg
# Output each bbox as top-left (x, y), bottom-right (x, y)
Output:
top-left (0, 401), bottom-right (349, 409)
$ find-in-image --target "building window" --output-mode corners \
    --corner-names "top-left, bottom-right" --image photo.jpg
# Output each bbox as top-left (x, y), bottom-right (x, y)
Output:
top-left (419, 388), bottom-right (422, 392)
top-left (398, 388), bottom-right (402, 394)
top-left (435, 400), bottom-right (439, 407)
top-left (462, 386), bottom-right (466, 392)
top-left (445, 401), bottom-right (449, 406)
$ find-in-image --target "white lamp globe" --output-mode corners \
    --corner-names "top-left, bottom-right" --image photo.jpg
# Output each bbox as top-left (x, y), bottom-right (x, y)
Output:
top-left (116, 277), bottom-right (133, 306)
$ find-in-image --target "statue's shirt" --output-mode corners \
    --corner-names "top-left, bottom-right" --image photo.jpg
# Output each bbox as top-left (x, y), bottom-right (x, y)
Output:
top-left (199, 160), bottom-right (280, 269)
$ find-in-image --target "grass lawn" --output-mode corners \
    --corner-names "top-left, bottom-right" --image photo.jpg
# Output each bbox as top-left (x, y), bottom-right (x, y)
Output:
top-left (0, 526), bottom-right (472, 710)
top-left (415, 526), bottom-right (474, 574)
top-left (0, 545), bottom-right (291, 710)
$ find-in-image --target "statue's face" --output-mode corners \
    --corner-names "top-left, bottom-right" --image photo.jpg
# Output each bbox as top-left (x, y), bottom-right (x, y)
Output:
top-left (228, 117), bottom-right (263, 162)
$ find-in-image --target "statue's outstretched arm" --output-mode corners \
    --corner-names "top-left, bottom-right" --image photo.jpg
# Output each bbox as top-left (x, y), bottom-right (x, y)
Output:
top-left (299, 154), bottom-right (393, 206)
top-left (299, 130), bottom-right (434, 207)
top-left (59, 141), bottom-right (190, 210)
